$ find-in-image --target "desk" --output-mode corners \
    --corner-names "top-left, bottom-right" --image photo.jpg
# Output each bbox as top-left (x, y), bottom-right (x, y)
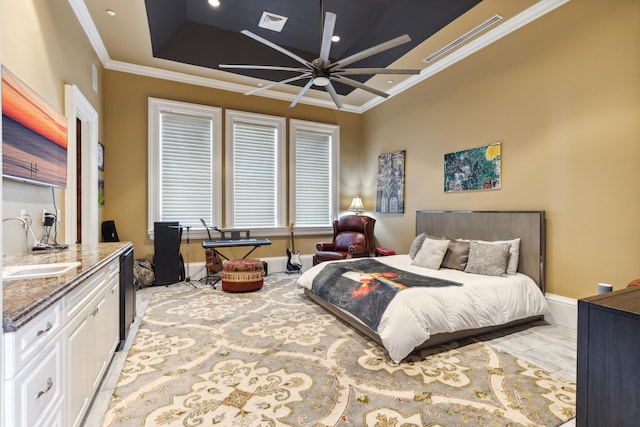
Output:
top-left (202, 238), bottom-right (271, 287)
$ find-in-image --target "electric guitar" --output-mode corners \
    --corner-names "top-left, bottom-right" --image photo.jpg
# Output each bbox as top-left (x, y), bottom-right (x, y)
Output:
top-left (200, 218), bottom-right (223, 273)
top-left (286, 223), bottom-right (302, 273)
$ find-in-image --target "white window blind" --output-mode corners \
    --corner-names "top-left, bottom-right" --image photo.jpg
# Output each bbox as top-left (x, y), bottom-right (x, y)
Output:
top-left (159, 113), bottom-right (213, 228)
top-left (148, 98), bottom-right (222, 236)
top-left (290, 119), bottom-right (339, 228)
top-left (226, 110), bottom-right (286, 230)
top-left (232, 122), bottom-right (277, 227)
top-left (295, 130), bottom-right (332, 226)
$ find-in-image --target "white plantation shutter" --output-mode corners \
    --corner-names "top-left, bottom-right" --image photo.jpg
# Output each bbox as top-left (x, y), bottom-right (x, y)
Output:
top-left (290, 120), bottom-right (339, 228)
top-left (148, 98), bottom-right (222, 235)
top-left (226, 110), bottom-right (286, 229)
top-left (159, 113), bottom-right (213, 227)
top-left (295, 130), bottom-right (331, 225)
top-left (232, 122), bottom-right (277, 227)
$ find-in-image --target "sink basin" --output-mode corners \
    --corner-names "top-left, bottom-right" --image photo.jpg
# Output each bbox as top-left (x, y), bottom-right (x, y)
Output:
top-left (2, 261), bottom-right (81, 280)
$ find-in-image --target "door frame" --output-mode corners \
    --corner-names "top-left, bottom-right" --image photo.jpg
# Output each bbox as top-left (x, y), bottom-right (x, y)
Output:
top-left (64, 84), bottom-right (98, 244)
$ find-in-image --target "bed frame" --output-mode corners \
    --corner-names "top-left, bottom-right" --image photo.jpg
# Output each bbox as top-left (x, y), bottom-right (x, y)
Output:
top-left (304, 210), bottom-right (546, 352)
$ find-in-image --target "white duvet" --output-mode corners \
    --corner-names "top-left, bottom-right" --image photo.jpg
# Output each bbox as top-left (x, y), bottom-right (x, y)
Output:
top-left (297, 255), bottom-right (548, 363)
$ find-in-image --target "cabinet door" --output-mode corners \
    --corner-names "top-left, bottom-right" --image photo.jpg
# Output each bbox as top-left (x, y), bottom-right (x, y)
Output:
top-left (91, 278), bottom-right (119, 390)
top-left (65, 302), bottom-right (94, 427)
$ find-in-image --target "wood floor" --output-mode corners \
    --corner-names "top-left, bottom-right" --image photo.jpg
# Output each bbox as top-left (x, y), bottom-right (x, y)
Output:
top-left (82, 275), bottom-right (577, 427)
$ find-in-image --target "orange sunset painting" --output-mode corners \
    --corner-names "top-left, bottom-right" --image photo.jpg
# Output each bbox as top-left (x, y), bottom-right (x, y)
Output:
top-left (2, 66), bottom-right (68, 187)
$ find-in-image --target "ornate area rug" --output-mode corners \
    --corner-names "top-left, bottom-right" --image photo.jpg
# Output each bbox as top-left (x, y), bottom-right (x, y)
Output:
top-left (102, 275), bottom-right (575, 427)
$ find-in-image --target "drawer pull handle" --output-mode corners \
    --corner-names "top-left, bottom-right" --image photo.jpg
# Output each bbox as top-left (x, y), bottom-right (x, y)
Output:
top-left (36, 322), bottom-right (53, 336)
top-left (37, 378), bottom-right (53, 399)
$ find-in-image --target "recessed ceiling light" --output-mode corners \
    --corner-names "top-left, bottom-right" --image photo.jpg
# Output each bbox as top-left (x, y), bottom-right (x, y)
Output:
top-left (208, 0), bottom-right (221, 7)
top-left (106, 9), bottom-right (116, 17)
top-left (331, 35), bottom-right (340, 42)
top-left (387, 80), bottom-right (394, 84)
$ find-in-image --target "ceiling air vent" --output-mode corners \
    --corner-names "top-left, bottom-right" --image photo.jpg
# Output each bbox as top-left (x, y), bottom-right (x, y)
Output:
top-left (424, 14), bottom-right (503, 63)
top-left (258, 11), bottom-right (288, 32)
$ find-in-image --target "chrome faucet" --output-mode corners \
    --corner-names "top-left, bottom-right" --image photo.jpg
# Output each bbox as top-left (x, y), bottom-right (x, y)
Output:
top-left (3, 215), bottom-right (46, 251)
top-left (2, 216), bottom-right (29, 228)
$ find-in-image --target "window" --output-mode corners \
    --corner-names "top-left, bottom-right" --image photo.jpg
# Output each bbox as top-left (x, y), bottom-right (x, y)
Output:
top-left (149, 101), bottom-right (338, 236)
top-left (225, 110), bottom-right (286, 230)
top-left (148, 98), bottom-right (222, 237)
top-left (290, 119), bottom-right (339, 229)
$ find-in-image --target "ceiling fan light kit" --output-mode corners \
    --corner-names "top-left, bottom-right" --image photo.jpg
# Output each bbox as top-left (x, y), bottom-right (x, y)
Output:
top-left (219, 10), bottom-right (421, 109)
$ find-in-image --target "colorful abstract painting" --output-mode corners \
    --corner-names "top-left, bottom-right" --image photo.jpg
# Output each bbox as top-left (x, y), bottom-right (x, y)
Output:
top-left (1, 66), bottom-right (68, 187)
top-left (444, 143), bottom-right (501, 192)
top-left (376, 150), bottom-right (405, 213)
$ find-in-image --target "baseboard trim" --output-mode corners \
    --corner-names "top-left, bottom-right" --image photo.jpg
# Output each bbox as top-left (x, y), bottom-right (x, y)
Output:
top-left (544, 293), bottom-right (577, 330)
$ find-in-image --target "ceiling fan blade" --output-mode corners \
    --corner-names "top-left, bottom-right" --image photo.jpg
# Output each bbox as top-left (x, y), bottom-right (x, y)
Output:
top-left (333, 75), bottom-right (389, 98)
top-left (290, 79), bottom-right (315, 108)
top-left (334, 67), bottom-right (420, 75)
top-left (241, 30), bottom-right (312, 68)
top-left (328, 34), bottom-right (412, 70)
top-left (325, 82), bottom-right (344, 110)
top-left (220, 64), bottom-right (309, 73)
top-left (245, 73), bottom-right (311, 96)
top-left (318, 12), bottom-right (337, 65)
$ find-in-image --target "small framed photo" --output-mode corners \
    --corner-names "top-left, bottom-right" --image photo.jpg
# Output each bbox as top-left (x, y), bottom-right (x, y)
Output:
top-left (98, 142), bottom-right (104, 171)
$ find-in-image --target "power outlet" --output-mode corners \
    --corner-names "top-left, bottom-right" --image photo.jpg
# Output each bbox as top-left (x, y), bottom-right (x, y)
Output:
top-left (42, 209), bottom-right (48, 224)
top-left (43, 210), bottom-right (56, 227)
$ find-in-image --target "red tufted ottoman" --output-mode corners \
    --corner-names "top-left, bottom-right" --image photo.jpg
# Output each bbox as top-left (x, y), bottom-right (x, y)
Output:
top-left (221, 259), bottom-right (265, 292)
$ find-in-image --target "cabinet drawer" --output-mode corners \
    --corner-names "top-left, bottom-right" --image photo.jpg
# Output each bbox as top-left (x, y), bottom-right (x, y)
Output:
top-left (5, 339), bottom-right (62, 427)
top-left (3, 302), bottom-right (62, 378)
top-left (65, 259), bottom-right (117, 319)
top-left (106, 257), bottom-right (120, 281)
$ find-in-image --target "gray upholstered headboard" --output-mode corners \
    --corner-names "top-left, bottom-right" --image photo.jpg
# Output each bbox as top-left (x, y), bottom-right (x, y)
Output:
top-left (416, 210), bottom-right (546, 292)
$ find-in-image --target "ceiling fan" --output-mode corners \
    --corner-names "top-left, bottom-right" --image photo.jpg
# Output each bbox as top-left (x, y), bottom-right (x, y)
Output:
top-left (219, 8), bottom-right (421, 109)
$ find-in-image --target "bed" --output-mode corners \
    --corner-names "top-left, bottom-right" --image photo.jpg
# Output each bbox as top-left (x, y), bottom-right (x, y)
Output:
top-left (297, 210), bottom-right (548, 363)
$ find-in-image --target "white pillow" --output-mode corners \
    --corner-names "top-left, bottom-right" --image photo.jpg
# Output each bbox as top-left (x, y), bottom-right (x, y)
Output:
top-left (411, 237), bottom-right (450, 270)
top-left (482, 238), bottom-right (521, 275)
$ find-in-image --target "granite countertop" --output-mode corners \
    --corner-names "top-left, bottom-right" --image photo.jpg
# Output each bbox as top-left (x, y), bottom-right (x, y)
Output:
top-left (3, 242), bottom-right (133, 332)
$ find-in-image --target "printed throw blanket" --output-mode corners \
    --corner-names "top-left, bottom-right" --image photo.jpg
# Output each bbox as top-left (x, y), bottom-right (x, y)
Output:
top-left (311, 259), bottom-right (462, 331)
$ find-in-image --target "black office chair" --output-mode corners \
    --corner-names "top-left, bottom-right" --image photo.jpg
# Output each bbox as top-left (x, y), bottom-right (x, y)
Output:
top-left (102, 220), bottom-right (120, 242)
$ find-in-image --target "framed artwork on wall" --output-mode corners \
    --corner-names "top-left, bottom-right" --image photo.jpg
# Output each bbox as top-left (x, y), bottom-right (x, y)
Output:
top-left (98, 178), bottom-right (105, 206)
top-left (376, 150), bottom-right (405, 213)
top-left (98, 142), bottom-right (104, 171)
top-left (1, 66), bottom-right (68, 187)
top-left (444, 142), bottom-right (501, 192)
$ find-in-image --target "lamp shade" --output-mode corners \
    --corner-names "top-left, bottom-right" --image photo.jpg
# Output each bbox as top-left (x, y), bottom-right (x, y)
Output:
top-left (348, 196), bottom-right (365, 213)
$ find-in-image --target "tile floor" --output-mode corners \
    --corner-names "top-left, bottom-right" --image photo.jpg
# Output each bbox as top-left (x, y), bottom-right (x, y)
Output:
top-left (82, 275), bottom-right (578, 426)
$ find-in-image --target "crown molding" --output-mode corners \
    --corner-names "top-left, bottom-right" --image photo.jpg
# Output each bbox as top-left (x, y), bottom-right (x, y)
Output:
top-left (104, 59), bottom-right (362, 113)
top-left (69, 0), bottom-right (569, 115)
top-left (359, 0), bottom-right (571, 113)
top-left (68, 0), bottom-right (110, 64)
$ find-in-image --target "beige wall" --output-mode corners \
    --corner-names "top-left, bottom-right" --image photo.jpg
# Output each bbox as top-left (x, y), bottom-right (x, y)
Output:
top-left (362, 0), bottom-right (640, 298)
top-left (101, 71), bottom-right (363, 262)
top-left (1, 0), bottom-right (103, 255)
top-left (2, 0), bottom-right (638, 300)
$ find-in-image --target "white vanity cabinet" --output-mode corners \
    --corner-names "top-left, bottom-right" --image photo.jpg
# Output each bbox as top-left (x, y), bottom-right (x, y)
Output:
top-left (65, 258), bottom-right (120, 427)
top-left (3, 257), bottom-right (121, 427)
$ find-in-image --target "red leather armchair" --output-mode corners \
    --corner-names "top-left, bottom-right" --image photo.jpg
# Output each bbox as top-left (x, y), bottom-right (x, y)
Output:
top-left (313, 215), bottom-right (376, 265)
